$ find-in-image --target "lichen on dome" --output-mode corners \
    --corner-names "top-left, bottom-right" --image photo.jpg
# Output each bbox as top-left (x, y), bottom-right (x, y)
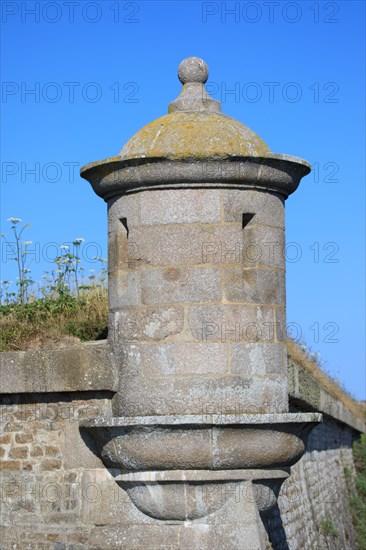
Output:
top-left (118, 111), bottom-right (270, 160)
top-left (118, 57), bottom-right (270, 161)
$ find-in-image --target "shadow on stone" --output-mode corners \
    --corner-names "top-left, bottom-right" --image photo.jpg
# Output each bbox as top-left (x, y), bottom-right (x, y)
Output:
top-left (95, 327), bottom-right (108, 340)
top-left (261, 502), bottom-right (290, 550)
top-left (79, 426), bottom-right (101, 459)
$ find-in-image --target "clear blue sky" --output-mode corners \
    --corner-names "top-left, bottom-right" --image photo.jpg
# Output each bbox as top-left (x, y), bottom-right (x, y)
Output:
top-left (1, 1), bottom-right (365, 399)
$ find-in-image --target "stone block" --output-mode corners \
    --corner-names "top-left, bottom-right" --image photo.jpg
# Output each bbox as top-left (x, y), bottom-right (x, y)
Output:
top-left (122, 342), bottom-right (228, 377)
top-left (108, 193), bottom-right (141, 228)
top-left (140, 267), bottom-right (222, 304)
top-left (242, 225), bottom-right (285, 270)
top-left (30, 445), bottom-right (44, 457)
top-left (40, 459), bottom-right (62, 471)
top-left (262, 376), bottom-right (288, 412)
top-left (115, 374), bottom-right (277, 416)
top-left (297, 366), bottom-right (321, 409)
top-left (0, 341), bottom-right (117, 394)
top-left (200, 225), bottom-right (244, 266)
top-left (232, 343), bottom-right (287, 376)
top-left (80, 468), bottom-right (147, 526)
top-left (223, 189), bottom-right (284, 228)
top-left (111, 306), bottom-right (184, 342)
top-left (90, 524), bottom-right (179, 550)
top-left (188, 304), bottom-right (275, 343)
top-left (108, 227), bottom-right (128, 272)
top-left (15, 433), bottom-right (33, 444)
top-left (224, 268), bottom-right (286, 305)
top-left (0, 460), bottom-right (21, 470)
top-left (140, 189), bottom-right (221, 225)
top-left (129, 224), bottom-right (246, 267)
top-left (108, 270), bottom-right (140, 309)
top-left (111, 427), bottom-right (212, 470)
top-left (62, 418), bottom-right (105, 470)
top-left (9, 447), bottom-right (28, 459)
top-left (275, 306), bottom-right (287, 341)
top-left (212, 425), bottom-right (300, 468)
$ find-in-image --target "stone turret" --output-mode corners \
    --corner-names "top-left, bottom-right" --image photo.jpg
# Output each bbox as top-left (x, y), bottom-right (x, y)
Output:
top-left (80, 58), bottom-right (321, 549)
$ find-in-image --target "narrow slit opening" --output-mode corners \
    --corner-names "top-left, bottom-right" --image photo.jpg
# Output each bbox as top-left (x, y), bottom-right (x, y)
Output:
top-left (120, 217), bottom-right (129, 238)
top-left (242, 213), bottom-right (255, 229)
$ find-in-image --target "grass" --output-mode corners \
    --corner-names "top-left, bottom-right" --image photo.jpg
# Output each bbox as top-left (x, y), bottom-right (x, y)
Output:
top-left (1, 218), bottom-right (108, 351)
top-left (319, 517), bottom-right (339, 539)
top-left (345, 436), bottom-right (366, 549)
top-left (0, 288), bottom-right (108, 351)
top-left (349, 435), bottom-right (366, 549)
top-left (287, 338), bottom-right (365, 421)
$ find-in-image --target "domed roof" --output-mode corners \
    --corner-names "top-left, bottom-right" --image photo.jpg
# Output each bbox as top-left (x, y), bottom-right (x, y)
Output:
top-left (81, 56), bottom-right (311, 201)
top-left (118, 57), bottom-right (270, 161)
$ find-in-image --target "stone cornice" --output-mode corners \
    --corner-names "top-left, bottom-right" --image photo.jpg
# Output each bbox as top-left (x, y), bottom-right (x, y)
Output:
top-left (80, 155), bottom-right (311, 201)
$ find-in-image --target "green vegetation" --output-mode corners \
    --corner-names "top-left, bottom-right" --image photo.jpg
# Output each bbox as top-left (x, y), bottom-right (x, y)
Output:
top-left (319, 517), bottom-right (339, 539)
top-left (0, 218), bottom-right (107, 351)
top-left (287, 338), bottom-right (364, 421)
top-left (349, 435), bottom-right (366, 549)
top-left (0, 292), bottom-right (108, 351)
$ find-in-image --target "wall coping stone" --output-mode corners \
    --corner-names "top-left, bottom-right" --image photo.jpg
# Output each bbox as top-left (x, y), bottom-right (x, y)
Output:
top-left (288, 359), bottom-right (365, 434)
top-left (0, 340), bottom-right (118, 394)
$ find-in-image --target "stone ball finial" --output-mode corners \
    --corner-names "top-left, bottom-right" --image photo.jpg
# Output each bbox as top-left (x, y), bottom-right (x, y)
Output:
top-left (178, 57), bottom-right (209, 84)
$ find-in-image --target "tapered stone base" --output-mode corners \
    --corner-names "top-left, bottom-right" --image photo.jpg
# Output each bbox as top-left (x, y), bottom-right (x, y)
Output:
top-left (116, 469), bottom-right (288, 521)
top-left (90, 479), bottom-right (272, 550)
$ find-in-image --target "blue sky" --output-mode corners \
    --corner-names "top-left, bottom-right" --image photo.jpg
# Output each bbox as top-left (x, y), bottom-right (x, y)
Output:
top-left (1, 1), bottom-right (365, 399)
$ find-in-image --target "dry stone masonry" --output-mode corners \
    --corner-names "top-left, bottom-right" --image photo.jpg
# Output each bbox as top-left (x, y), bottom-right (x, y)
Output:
top-left (0, 57), bottom-right (364, 549)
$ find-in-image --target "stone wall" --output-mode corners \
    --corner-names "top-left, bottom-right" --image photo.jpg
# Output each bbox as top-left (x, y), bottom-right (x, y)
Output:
top-left (0, 343), bottom-right (364, 549)
top-left (0, 392), bottom-right (112, 548)
top-left (264, 413), bottom-right (358, 550)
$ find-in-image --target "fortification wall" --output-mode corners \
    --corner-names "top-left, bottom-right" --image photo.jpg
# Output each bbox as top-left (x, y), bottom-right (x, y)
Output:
top-left (0, 342), bottom-right (364, 549)
top-left (265, 412), bottom-right (358, 549)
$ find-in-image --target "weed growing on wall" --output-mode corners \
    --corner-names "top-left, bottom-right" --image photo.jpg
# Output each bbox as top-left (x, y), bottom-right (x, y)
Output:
top-left (349, 435), bottom-right (366, 549)
top-left (319, 517), bottom-right (339, 539)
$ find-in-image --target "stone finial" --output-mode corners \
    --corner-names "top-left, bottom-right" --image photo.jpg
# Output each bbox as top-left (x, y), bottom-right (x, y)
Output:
top-left (169, 56), bottom-right (221, 113)
top-left (178, 57), bottom-right (209, 84)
